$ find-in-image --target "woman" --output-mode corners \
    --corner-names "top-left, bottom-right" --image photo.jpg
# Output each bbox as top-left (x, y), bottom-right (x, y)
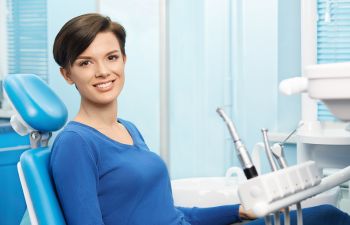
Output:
top-left (50, 13), bottom-right (350, 225)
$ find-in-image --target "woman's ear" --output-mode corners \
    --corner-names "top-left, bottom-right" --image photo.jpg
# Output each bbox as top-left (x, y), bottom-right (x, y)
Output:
top-left (60, 67), bottom-right (74, 85)
top-left (123, 55), bottom-right (127, 63)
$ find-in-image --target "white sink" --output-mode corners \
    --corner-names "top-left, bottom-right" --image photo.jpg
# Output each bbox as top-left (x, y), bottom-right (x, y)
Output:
top-left (171, 167), bottom-right (245, 207)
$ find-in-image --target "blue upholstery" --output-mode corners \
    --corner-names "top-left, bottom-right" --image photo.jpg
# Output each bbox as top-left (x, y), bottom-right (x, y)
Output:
top-left (19, 148), bottom-right (66, 225)
top-left (2, 74), bottom-right (69, 224)
top-left (3, 74), bottom-right (68, 132)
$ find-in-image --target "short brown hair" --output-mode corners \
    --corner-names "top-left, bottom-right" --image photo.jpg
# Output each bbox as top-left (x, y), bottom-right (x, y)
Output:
top-left (53, 13), bottom-right (126, 69)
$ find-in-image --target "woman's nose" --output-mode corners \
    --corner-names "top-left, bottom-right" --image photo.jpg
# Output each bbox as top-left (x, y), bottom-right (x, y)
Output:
top-left (95, 62), bottom-right (110, 78)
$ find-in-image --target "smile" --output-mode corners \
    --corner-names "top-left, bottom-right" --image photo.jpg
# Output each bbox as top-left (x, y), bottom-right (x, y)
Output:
top-left (93, 80), bottom-right (114, 90)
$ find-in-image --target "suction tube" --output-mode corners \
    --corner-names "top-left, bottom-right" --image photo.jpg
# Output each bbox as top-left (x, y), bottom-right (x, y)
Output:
top-left (216, 108), bottom-right (258, 179)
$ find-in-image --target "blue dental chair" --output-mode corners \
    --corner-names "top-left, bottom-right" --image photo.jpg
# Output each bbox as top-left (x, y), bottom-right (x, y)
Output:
top-left (3, 74), bottom-right (68, 225)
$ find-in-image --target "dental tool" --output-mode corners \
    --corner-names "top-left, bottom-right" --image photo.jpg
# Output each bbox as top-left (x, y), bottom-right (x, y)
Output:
top-left (261, 129), bottom-right (281, 225)
top-left (271, 122), bottom-right (304, 168)
top-left (271, 143), bottom-right (288, 169)
top-left (269, 143), bottom-right (291, 225)
top-left (261, 129), bottom-right (278, 171)
top-left (216, 108), bottom-right (258, 179)
top-left (271, 123), bottom-right (305, 225)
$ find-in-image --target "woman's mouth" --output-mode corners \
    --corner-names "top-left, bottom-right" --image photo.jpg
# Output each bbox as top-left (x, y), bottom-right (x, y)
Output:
top-left (93, 80), bottom-right (114, 90)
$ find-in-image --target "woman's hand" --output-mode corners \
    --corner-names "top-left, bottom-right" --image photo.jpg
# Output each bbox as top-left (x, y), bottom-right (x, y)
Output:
top-left (239, 205), bottom-right (257, 220)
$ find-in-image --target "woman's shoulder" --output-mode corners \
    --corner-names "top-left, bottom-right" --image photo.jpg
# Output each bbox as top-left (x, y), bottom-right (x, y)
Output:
top-left (52, 121), bottom-right (103, 153)
top-left (51, 122), bottom-right (99, 161)
top-left (54, 121), bottom-right (91, 142)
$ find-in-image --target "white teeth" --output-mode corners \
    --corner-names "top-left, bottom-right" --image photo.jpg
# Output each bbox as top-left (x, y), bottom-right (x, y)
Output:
top-left (96, 81), bottom-right (112, 89)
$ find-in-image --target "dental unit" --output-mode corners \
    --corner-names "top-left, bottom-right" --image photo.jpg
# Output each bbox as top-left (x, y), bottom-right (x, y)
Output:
top-left (218, 62), bottom-right (350, 225)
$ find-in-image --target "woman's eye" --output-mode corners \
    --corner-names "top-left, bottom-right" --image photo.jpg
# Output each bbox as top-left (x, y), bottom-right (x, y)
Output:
top-left (79, 60), bottom-right (91, 67)
top-left (108, 55), bottom-right (119, 61)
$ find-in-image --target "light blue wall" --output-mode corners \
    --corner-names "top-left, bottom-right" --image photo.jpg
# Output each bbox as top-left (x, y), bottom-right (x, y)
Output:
top-left (167, 0), bottom-right (301, 178)
top-left (233, 0), bottom-right (279, 151)
top-left (168, 0), bottom-right (233, 178)
top-left (231, 0), bottom-right (301, 171)
top-left (277, 0), bottom-right (301, 132)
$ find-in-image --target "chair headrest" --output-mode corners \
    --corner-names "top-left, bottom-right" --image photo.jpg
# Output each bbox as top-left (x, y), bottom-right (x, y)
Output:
top-left (3, 74), bottom-right (68, 135)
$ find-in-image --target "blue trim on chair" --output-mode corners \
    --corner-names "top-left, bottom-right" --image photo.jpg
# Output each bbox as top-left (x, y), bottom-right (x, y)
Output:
top-left (20, 148), bottom-right (66, 225)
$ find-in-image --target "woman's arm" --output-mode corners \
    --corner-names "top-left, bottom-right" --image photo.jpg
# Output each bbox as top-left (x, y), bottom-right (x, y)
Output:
top-left (51, 131), bottom-right (104, 225)
top-left (177, 204), bottom-right (243, 225)
top-left (239, 205), bottom-right (257, 220)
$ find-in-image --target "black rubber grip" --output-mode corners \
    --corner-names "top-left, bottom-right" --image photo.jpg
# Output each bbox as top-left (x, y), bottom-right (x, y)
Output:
top-left (243, 166), bottom-right (258, 179)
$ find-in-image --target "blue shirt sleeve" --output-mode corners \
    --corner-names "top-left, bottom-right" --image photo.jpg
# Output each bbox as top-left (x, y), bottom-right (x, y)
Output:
top-left (177, 204), bottom-right (242, 225)
top-left (50, 131), bottom-right (104, 225)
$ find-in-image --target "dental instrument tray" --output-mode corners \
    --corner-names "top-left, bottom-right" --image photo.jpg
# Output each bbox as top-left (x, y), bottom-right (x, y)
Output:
top-left (238, 161), bottom-right (322, 216)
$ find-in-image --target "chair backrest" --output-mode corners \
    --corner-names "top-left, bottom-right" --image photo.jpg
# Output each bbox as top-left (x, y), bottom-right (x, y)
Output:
top-left (2, 74), bottom-right (68, 225)
top-left (17, 148), bottom-right (66, 225)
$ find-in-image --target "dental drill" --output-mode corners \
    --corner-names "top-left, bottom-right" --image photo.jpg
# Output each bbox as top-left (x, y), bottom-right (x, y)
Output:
top-left (216, 108), bottom-right (258, 179)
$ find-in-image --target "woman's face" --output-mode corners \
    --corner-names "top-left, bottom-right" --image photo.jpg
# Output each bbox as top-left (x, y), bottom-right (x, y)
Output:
top-left (60, 31), bottom-right (126, 107)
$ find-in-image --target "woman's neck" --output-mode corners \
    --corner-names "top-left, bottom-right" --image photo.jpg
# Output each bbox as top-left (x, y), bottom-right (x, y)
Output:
top-left (74, 99), bottom-right (118, 129)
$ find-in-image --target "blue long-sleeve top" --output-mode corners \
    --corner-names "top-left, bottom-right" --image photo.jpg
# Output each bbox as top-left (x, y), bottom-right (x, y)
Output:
top-left (50, 119), bottom-right (241, 225)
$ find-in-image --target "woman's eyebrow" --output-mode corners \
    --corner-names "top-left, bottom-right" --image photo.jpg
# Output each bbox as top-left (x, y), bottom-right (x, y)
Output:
top-left (77, 50), bottom-right (120, 60)
top-left (106, 50), bottom-right (120, 55)
top-left (76, 55), bottom-right (92, 60)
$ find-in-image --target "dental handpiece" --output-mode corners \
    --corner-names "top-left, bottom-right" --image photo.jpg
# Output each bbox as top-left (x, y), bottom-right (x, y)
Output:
top-left (271, 122), bottom-right (304, 169)
top-left (261, 129), bottom-right (287, 225)
top-left (261, 129), bottom-right (278, 172)
top-left (270, 125), bottom-right (304, 225)
top-left (216, 108), bottom-right (258, 179)
top-left (271, 143), bottom-right (288, 168)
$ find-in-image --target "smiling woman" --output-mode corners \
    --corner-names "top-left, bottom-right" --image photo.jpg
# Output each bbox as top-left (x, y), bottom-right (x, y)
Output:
top-left (50, 13), bottom-right (245, 225)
